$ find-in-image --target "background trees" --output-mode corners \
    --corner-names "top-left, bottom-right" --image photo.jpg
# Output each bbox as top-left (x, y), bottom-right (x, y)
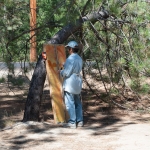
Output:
top-left (0, 0), bottom-right (150, 110)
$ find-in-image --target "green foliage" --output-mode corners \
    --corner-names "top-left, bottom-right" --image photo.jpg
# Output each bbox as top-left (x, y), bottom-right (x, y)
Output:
top-left (140, 84), bottom-right (150, 94)
top-left (130, 79), bottom-right (150, 94)
top-left (0, 0), bottom-right (29, 62)
top-left (0, 77), bottom-right (6, 83)
top-left (109, 1), bottom-right (122, 16)
top-left (130, 79), bottom-right (141, 91)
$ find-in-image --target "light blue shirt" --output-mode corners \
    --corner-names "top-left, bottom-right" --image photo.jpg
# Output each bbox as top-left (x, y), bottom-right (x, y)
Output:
top-left (60, 53), bottom-right (83, 94)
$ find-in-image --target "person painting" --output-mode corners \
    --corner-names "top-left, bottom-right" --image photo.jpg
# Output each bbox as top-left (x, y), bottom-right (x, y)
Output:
top-left (60, 41), bottom-right (83, 129)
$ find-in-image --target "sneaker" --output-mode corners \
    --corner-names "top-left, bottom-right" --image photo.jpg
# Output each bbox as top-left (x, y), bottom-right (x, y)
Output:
top-left (77, 121), bottom-right (83, 127)
top-left (63, 123), bottom-right (76, 129)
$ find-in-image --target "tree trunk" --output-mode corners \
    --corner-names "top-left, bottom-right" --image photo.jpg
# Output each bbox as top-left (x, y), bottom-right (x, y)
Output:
top-left (22, 9), bottom-right (109, 122)
top-left (23, 54), bottom-right (46, 122)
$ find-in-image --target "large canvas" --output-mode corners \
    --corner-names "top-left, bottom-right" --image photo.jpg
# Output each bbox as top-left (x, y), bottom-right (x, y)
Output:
top-left (44, 44), bottom-right (67, 123)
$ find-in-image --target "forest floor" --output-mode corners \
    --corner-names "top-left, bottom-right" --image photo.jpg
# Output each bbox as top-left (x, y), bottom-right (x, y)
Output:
top-left (0, 80), bottom-right (150, 150)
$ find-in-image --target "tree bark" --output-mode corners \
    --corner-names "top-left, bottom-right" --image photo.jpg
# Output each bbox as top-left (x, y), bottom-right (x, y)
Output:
top-left (23, 9), bottom-right (109, 122)
top-left (23, 55), bottom-right (46, 122)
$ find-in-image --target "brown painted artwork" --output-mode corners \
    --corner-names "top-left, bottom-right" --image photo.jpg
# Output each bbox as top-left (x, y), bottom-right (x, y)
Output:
top-left (44, 44), bottom-right (68, 123)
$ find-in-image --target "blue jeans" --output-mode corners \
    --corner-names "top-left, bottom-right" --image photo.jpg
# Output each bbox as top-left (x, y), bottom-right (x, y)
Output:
top-left (64, 91), bottom-right (83, 124)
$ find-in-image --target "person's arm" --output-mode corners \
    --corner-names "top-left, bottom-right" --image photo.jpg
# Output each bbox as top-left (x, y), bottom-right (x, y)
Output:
top-left (60, 59), bottom-right (74, 78)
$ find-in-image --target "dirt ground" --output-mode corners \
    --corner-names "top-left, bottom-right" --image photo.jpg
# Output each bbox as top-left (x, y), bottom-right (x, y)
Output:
top-left (0, 81), bottom-right (150, 150)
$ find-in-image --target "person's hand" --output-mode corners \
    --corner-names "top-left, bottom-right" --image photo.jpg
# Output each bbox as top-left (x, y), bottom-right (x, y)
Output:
top-left (42, 52), bottom-right (47, 60)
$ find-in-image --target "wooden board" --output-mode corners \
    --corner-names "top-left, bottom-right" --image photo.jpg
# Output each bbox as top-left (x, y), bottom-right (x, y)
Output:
top-left (44, 44), bottom-right (67, 123)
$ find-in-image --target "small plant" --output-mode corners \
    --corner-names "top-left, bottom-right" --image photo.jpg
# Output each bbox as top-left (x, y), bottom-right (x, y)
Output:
top-left (7, 75), bottom-right (24, 86)
top-left (0, 77), bottom-right (5, 83)
top-left (140, 84), bottom-right (150, 94)
top-left (3, 120), bottom-right (15, 127)
top-left (130, 79), bottom-right (141, 92)
top-left (110, 87), bottom-right (119, 95)
top-left (130, 79), bottom-right (150, 94)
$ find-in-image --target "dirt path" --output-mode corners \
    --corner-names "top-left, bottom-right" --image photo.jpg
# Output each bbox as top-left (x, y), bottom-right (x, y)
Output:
top-left (0, 113), bottom-right (150, 150)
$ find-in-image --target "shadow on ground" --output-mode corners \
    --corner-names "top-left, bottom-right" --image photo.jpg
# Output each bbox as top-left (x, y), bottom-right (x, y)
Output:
top-left (0, 82), bottom-right (150, 150)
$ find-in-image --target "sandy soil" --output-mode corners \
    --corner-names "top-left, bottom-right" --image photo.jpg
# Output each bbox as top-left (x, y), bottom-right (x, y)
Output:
top-left (0, 114), bottom-right (150, 150)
